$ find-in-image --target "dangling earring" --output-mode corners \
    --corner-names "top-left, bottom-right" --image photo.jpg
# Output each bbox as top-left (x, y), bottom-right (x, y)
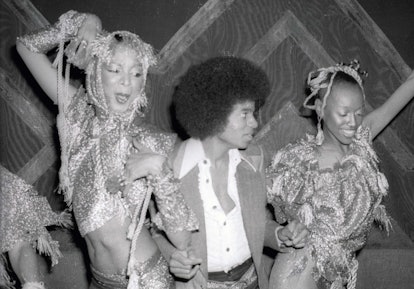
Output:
top-left (315, 115), bottom-right (324, 145)
top-left (134, 90), bottom-right (148, 116)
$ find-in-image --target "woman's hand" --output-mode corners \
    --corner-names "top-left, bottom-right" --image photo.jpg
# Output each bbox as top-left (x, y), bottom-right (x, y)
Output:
top-left (77, 14), bottom-right (102, 45)
top-left (65, 13), bottom-right (102, 68)
top-left (125, 151), bottom-right (166, 182)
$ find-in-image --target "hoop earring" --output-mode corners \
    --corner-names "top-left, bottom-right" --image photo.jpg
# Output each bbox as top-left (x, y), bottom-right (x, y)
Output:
top-left (315, 116), bottom-right (324, 145)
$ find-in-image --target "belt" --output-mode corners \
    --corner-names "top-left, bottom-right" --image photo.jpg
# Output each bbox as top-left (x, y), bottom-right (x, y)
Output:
top-left (208, 258), bottom-right (253, 282)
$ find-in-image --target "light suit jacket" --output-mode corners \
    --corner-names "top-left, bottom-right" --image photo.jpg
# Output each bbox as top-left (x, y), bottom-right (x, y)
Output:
top-left (154, 139), bottom-right (277, 289)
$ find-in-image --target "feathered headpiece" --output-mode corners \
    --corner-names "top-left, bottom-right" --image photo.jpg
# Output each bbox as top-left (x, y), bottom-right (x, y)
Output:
top-left (303, 59), bottom-right (368, 111)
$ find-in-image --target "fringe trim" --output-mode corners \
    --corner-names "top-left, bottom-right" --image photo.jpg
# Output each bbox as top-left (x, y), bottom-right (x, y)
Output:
top-left (298, 203), bottom-right (314, 226)
top-left (57, 182), bottom-right (73, 209)
top-left (377, 173), bottom-right (389, 196)
top-left (374, 205), bottom-right (392, 234)
top-left (56, 209), bottom-right (74, 229)
top-left (36, 234), bottom-right (63, 267)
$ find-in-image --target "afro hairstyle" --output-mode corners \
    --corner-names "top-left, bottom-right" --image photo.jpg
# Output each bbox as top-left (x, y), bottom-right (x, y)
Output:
top-left (173, 56), bottom-right (270, 139)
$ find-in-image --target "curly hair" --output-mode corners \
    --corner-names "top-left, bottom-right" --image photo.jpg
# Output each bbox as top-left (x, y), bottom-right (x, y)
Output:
top-left (173, 56), bottom-right (270, 139)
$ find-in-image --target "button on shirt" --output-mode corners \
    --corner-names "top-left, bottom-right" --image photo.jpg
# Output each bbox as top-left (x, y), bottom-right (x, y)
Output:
top-left (179, 139), bottom-right (252, 273)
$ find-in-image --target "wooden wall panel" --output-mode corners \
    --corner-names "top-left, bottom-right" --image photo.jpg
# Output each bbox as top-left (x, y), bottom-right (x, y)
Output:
top-left (0, 0), bottom-right (59, 207)
top-left (0, 97), bottom-right (43, 172)
top-left (375, 143), bottom-right (414, 240)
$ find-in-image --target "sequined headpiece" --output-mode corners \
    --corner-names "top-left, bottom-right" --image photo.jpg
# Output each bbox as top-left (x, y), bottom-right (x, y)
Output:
top-left (303, 60), bottom-right (368, 112)
top-left (82, 31), bottom-right (158, 122)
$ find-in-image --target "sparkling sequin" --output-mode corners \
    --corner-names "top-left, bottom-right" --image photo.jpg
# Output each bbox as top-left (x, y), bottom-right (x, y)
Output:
top-left (267, 126), bottom-right (390, 288)
top-left (90, 253), bottom-right (174, 289)
top-left (60, 89), bottom-right (197, 236)
top-left (17, 10), bottom-right (86, 54)
top-left (0, 165), bottom-right (72, 287)
top-left (131, 252), bottom-right (175, 289)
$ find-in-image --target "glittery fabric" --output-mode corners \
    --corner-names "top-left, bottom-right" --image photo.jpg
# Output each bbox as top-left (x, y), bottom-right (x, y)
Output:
top-left (56, 89), bottom-right (197, 236)
top-left (43, 25), bottom-right (195, 236)
top-left (128, 251), bottom-right (175, 289)
top-left (90, 265), bottom-right (128, 289)
top-left (17, 10), bottom-right (86, 54)
top-left (266, 126), bottom-right (390, 288)
top-left (19, 20), bottom-right (198, 236)
top-left (0, 165), bottom-right (71, 288)
top-left (150, 169), bottom-right (199, 234)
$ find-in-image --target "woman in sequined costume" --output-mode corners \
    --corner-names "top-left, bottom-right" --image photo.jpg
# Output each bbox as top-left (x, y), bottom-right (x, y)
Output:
top-left (0, 165), bottom-right (72, 289)
top-left (266, 61), bottom-right (414, 289)
top-left (16, 11), bottom-right (197, 289)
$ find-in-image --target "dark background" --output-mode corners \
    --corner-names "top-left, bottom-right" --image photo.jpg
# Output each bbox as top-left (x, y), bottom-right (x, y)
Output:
top-left (30, 0), bottom-right (414, 69)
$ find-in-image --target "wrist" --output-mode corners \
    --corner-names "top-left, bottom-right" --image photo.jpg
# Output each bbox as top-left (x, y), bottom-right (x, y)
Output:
top-left (17, 10), bottom-right (88, 54)
top-left (57, 10), bottom-right (88, 38)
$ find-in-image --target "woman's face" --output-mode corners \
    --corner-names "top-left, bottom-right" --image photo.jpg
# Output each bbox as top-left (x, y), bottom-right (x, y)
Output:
top-left (101, 45), bottom-right (145, 114)
top-left (320, 82), bottom-right (364, 147)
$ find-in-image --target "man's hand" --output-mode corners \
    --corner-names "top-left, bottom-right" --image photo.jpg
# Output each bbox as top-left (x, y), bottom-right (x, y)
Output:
top-left (169, 249), bottom-right (202, 280)
top-left (277, 220), bottom-right (309, 249)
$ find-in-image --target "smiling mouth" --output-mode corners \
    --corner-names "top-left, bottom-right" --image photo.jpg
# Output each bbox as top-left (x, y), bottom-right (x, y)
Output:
top-left (115, 93), bottom-right (130, 104)
top-left (342, 129), bottom-right (356, 138)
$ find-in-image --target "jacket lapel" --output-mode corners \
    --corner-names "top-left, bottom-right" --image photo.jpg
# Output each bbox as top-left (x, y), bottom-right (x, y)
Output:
top-left (237, 152), bottom-right (266, 271)
top-left (173, 141), bottom-right (209, 275)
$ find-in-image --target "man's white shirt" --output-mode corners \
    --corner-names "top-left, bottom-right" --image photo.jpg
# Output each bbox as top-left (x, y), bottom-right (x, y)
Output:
top-left (179, 139), bottom-right (252, 273)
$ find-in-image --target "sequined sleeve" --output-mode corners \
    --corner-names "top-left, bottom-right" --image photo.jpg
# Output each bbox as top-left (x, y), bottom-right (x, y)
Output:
top-left (129, 124), bottom-right (198, 233)
top-left (266, 141), bottom-right (315, 224)
top-left (17, 10), bottom-right (87, 54)
top-left (56, 88), bottom-right (93, 206)
top-left (129, 122), bottom-right (177, 156)
top-left (266, 150), bottom-right (289, 224)
top-left (150, 168), bottom-right (198, 233)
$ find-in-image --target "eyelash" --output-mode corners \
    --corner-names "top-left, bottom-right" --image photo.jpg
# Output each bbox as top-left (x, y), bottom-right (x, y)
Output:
top-left (107, 68), bottom-right (141, 77)
top-left (339, 112), bottom-right (363, 117)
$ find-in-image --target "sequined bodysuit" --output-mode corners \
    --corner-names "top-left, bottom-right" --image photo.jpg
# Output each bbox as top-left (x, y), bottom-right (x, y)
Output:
top-left (58, 88), bottom-right (197, 237)
top-left (266, 126), bottom-right (390, 289)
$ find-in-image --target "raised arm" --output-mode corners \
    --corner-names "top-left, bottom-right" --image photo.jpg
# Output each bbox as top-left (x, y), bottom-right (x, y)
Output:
top-left (16, 11), bottom-right (101, 104)
top-left (363, 70), bottom-right (414, 139)
top-left (16, 42), bottom-right (71, 104)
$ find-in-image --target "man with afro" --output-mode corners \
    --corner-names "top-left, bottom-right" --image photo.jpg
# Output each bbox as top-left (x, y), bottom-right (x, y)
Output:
top-left (154, 56), bottom-right (308, 289)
